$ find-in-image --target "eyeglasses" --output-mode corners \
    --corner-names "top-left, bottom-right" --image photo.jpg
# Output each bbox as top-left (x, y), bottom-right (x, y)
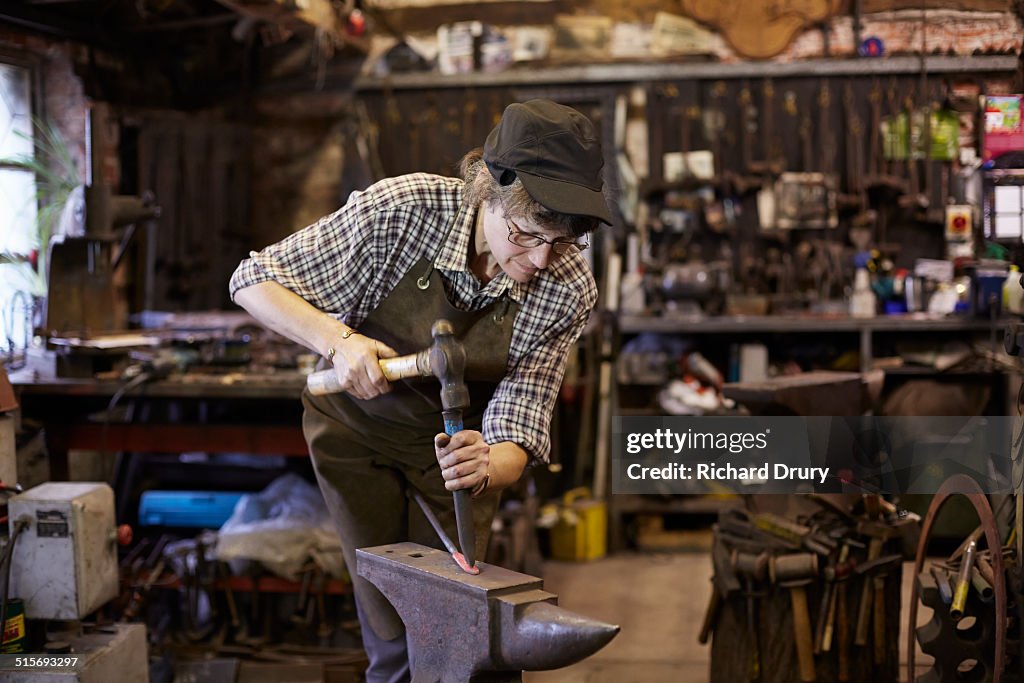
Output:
top-left (503, 215), bottom-right (589, 256)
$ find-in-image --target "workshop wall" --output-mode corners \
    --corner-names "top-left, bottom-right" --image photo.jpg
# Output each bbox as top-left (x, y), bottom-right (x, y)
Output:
top-left (3, 1), bottom-right (1023, 317)
top-left (246, 92), bottom-right (354, 246)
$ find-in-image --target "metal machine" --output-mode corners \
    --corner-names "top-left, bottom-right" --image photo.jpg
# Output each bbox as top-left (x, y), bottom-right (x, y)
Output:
top-left (0, 483), bottom-right (148, 682)
top-left (8, 483), bottom-right (120, 620)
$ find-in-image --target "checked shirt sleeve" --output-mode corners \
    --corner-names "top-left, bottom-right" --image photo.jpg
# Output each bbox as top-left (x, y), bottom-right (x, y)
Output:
top-left (482, 264), bottom-right (597, 465)
top-left (229, 189), bottom-right (379, 318)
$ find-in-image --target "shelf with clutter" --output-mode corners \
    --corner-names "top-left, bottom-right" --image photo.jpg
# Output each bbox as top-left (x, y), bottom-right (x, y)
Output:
top-left (605, 69), bottom-right (1024, 416)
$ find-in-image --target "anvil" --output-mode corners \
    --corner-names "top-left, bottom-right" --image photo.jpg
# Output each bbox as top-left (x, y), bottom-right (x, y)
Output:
top-left (357, 542), bottom-right (619, 682)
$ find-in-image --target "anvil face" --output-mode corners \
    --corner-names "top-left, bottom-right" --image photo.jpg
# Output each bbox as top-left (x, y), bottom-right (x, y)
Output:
top-left (360, 542), bottom-right (543, 593)
top-left (357, 542), bottom-right (619, 683)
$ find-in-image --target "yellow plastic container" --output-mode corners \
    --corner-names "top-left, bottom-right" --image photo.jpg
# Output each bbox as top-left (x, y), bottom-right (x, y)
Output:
top-left (550, 488), bottom-right (607, 561)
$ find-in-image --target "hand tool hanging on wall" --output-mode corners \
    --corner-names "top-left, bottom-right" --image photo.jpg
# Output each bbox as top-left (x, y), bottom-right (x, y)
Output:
top-left (864, 81), bottom-right (907, 195)
top-left (884, 82), bottom-right (902, 178)
top-left (702, 81), bottom-right (735, 231)
top-left (762, 78), bottom-right (784, 175)
top-left (818, 79), bottom-right (835, 177)
top-left (800, 111), bottom-right (814, 174)
top-left (650, 84), bottom-right (672, 183)
top-left (841, 84), bottom-right (860, 205)
top-left (868, 82), bottom-right (883, 179)
top-left (680, 99), bottom-right (701, 180)
top-left (739, 81), bottom-right (758, 174)
top-left (705, 81), bottom-right (728, 190)
top-left (899, 91), bottom-right (929, 211)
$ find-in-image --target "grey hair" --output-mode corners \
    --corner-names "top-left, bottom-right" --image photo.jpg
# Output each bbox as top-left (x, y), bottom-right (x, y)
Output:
top-left (457, 148), bottom-right (601, 238)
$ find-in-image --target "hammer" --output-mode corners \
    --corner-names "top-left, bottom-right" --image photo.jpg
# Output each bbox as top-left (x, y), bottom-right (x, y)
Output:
top-left (770, 553), bottom-right (818, 683)
top-left (732, 550), bottom-right (768, 682)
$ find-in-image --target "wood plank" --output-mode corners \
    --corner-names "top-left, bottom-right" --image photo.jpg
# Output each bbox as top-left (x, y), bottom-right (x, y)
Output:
top-left (861, 0), bottom-right (1011, 11)
top-left (370, 0), bottom-right (567, 35)
top-left (64, 423), bottom-right (309, 456)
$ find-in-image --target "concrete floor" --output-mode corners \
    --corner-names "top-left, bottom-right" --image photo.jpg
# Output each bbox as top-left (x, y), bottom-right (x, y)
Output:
top-left (525, 547), bottom-right (933, 683)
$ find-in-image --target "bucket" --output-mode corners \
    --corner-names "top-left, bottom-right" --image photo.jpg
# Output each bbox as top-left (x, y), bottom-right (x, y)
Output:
top-left (550, 488), bottom-right (607, 562)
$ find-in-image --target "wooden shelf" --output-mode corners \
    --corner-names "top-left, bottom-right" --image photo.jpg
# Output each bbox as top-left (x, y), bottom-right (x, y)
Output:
top-left (355, 55), bottom-right (1019, 91)
top-left (143, 571), bottom-right (349, 595)
top-left (619, 314), bottom-right (1005, 335)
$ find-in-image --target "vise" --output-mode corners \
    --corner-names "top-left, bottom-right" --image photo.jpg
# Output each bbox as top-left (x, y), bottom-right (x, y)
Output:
top-left (357, 542), bottom-right (619, 682)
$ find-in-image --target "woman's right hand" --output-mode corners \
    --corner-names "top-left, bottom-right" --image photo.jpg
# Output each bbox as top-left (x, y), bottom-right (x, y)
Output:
top-left (331, 333), bottom-right (399, 400)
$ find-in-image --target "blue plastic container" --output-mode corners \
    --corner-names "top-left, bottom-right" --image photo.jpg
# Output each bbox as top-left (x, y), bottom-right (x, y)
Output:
top-left (138, 490), bottom-right (245, 528)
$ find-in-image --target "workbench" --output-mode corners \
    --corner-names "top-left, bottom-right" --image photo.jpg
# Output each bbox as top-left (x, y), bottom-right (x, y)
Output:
top-left (11, 372), bottom-right (309, 480)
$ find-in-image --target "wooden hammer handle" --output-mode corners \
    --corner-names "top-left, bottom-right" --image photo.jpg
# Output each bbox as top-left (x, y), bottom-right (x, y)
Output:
top-left (379, 352), bottom-right (431, 381)
top-left (306, 351), bottom-right (430, 395)
top-left (790, 586), bottom-right (816, 682)
top-left (837, 584), bottom-right (850, 681)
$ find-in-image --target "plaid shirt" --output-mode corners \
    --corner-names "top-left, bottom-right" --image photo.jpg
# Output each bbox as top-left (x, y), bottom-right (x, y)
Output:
top-left (230, 173), bottom-right (597, 464)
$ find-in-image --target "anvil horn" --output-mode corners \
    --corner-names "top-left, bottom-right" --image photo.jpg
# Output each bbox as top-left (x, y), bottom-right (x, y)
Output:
top-left (357, 542), bottom-right (619, 682)
top-left (495, 594), bottom-right (619, 671)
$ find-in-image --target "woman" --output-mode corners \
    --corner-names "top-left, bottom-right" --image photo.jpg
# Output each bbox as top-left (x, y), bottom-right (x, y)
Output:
top-left (230, 98), bottom-right (612, 682)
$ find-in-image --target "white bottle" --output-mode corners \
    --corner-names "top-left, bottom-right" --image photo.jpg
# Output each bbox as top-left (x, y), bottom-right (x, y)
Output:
top-left (1003, 265), bottom-right (1023, 315)
top-left (850, 268), bottom-right (876, 318)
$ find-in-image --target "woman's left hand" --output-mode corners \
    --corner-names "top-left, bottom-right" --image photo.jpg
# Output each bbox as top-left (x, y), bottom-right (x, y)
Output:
top-left (434, 430), bottom-right (490, 492)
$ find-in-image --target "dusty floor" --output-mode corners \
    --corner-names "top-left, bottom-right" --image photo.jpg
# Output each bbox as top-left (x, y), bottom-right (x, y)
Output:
top-left (525, 548), bottom-right (933, 683)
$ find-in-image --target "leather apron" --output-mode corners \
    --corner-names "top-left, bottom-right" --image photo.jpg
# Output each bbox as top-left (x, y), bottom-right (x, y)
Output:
top-left (302, 227), bottom-right (520, 641)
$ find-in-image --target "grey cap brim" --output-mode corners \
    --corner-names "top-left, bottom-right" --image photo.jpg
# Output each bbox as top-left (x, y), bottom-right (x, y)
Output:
top-left (517, 170), bottom-right (614, 226)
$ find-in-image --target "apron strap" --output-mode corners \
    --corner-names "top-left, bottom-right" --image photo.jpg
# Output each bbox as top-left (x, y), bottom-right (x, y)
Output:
top-left (492, 296), bottom-right (512, 324)
top-left (417, 204), bottom-right (468, 290)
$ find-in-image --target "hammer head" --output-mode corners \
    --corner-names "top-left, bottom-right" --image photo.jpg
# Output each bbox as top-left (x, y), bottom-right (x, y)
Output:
top-left (731, 550), bottom-right (769, 582)
top-left (429, 319), bottom-right (469, 412)
top-left (770, 553), bottom-right (819, 588)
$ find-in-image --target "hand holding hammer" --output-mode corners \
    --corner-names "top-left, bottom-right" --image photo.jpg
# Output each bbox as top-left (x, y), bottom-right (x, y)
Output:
top-left (307, 332), bottom-right (400, 399)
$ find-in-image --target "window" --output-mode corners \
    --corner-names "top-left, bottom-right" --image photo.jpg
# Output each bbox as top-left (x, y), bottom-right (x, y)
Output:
top-left (0, 61), bottom-right (37, 365)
